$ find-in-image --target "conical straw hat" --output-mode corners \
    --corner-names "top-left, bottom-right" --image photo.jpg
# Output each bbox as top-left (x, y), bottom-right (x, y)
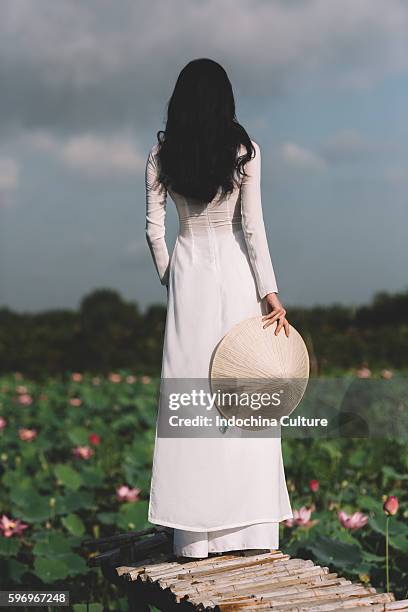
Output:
top-left (210, 316), bottom-right (310, 429)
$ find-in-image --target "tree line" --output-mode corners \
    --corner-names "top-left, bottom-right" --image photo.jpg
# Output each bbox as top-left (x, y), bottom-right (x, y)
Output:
top-left (0, 288), bottom-right (407, 379)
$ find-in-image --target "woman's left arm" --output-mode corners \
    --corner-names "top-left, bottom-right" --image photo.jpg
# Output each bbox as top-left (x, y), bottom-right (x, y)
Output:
top-left (145, 146), bottom-right (170, 287)
top-left (240, 140), bottom-right (289, 336)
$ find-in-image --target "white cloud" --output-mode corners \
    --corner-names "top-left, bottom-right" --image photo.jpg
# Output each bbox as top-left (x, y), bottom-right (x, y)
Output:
top-left (280, 129), bottom-right (393, 171)
top-left (24, 130), bottom-right (145, 179)
top-left (321, 129), bottom-right (376, 162)
top-left (0, 157), bottom-right (19, 190)
top-left (281, 142), bottom-right (326, 171)
top-left (61, 134), bottom-right (145, 178)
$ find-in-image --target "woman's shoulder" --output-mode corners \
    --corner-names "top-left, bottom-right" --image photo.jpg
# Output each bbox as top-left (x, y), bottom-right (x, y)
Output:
top-left (148, 142), bottom-right (160, 158)
top-left (238, 139), bottom-right (260, 155)
top-left (146, 143), bottom-right (161, 171)
top-left (250, 140), bottom-right (260, 157)
top-left (237, 140), bottom-right (260, 172)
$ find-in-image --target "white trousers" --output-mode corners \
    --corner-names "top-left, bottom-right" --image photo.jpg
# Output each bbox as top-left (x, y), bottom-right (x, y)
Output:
top-left (173, 522), bottom-right (279, 558)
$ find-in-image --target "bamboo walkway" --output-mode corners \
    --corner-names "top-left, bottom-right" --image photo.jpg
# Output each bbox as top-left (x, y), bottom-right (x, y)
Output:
top-left (85, 527), bottom-right (408, 611)
top-left (116, 548), bottom-right (408, 611)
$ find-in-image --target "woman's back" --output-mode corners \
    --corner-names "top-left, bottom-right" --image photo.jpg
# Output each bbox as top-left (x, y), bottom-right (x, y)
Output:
top-left (146, 139), bottom-right (278, 301)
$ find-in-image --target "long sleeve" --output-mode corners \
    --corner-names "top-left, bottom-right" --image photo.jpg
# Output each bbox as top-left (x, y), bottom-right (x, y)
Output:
top-left (240, 140), bottom-right (279, 299)
top-left (145, 146), bottom-right (170, 286)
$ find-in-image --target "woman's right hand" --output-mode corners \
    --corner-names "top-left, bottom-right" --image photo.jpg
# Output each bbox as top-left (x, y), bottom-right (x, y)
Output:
top-left (262, 292), bottom-right (290, 337)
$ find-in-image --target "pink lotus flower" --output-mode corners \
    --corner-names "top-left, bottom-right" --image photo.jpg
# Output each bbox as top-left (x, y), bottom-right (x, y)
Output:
top-left (15, 384), bottom-right (28, 394)
top-left (309, 479), bottom-right (319, 492)
top-left (109, 373), bottom-right (121, 383)
top-left (116, 485), bottom-right (141, 503)
top-left (338, 510), bottom-right (368, 529)
top-left (69, 397), bottom-right (82, 407)
top-left (356, 366), bottom-right (371, 378)
top-left (141, 375), bottom-right (151, 384)
top-left (88, 433), bottom-right (101, 446)
top-left (18, 428), bottom-right (37, 442)
top-left (126, 375), bottom-right (137, 384)
top-left (18, 393), bottom-right (33, 406)
top-left (383, 496), bottom-right (399, 516)
top-left (71, 372), bottom-right (83, 382)
top-left (72, 446), bottom-right (94, 460)
top-left (0, 515), bottom-right (28, 537)
top-left (285, 506), bottom-right (316, 528)
top-left (381, 369), bottom-right (393, 380)
top-left (0, 417), bottom-right (7, 431)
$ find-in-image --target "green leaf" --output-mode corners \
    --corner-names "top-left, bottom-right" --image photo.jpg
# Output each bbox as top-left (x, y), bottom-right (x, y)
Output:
top-left (19, 443), bottom-right (38, 462)
top-left (118, 501), bottom-right (149, 530)
top-left (344, 562), bottom-right (372, 576)
top-left (60, 552), bottom-right (88, 576)
top-left (2, 472), bottom-right (32, 491)
top-left (32, 533), bottom-right (73, 558)
top-left (369, 514), bottom-right (388, 536)
top-left (0, 537), bottom-right (21, 556)
top-left (369, 514), bottom-right (408, 538)
top-left (61, 513), bottom-right (85, 536)
top-left (307, 535), bottom-right (362, 569)
top-left (33, 557), bottom-right (70, 582)
top-left (369, 514), bottom-right (408, 554)
top-left (54, 491), bottom-right (94, 514)
top-left (131, 437), bottom-right (154, 465)
top-left (356, 495), bottom-right (383, 514)
top-left (381, 465), bottom-right (408, 485)
top-left (7, 559), bottom-right (28, 583)
top-left (96, 512), bottom-right (118, 526)
top-left (9, 484), bottom-right (37, 506)
top-left (67, 426), bottom-right (90, 446)
top-left (390, 535), bottom-right (408, 554)
top-left (318, 441), bottom-right (342, 462)
top-left (80, 465), bottom-right (104, 487)
top-left (348, 448), bottom-right (369, 467)
top-left (12, 490), bottom-right (52, 523)
top-left (111, 413), bottom-right (140, 433)
top-left (54, 464), bottom-right (83, 491)
top-left (361, 550), bottom-right (385, 563)
top-left (73, 604), bottom-right (103, 612)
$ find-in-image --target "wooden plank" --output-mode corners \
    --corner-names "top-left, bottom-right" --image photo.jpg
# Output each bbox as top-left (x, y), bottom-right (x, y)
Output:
top-left (171, 570), bottom-right (340, 601)
top-left (165, 559), bottom-right (320, 592)
top-left (124, 551), bottom-right (289, 583)
top-left (171, 569), bottom-right (341, 602)
top-left (385, 603), bottom-right (408, 611)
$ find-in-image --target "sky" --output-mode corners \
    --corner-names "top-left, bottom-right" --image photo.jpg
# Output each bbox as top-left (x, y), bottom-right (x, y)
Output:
top-left (1, 0), bottom-right (407, 312)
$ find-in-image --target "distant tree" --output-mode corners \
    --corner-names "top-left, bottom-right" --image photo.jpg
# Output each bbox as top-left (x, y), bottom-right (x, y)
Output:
top-left (76, 289), bottom-right (143, 372)
top-left (0, 288), bottom-right (407, 378)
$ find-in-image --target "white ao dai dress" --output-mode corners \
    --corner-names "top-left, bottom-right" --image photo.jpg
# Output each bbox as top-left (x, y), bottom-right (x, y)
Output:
top-left (145, 140), bottom-right (293, 557)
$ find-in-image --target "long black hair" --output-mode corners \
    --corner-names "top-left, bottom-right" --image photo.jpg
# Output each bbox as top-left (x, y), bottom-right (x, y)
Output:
top-left (156, 58), bottom-right (255, 203)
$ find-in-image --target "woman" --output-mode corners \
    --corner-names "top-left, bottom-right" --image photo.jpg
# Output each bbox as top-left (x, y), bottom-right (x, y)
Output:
top-left (145, 58), bottom-right (293, 559)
